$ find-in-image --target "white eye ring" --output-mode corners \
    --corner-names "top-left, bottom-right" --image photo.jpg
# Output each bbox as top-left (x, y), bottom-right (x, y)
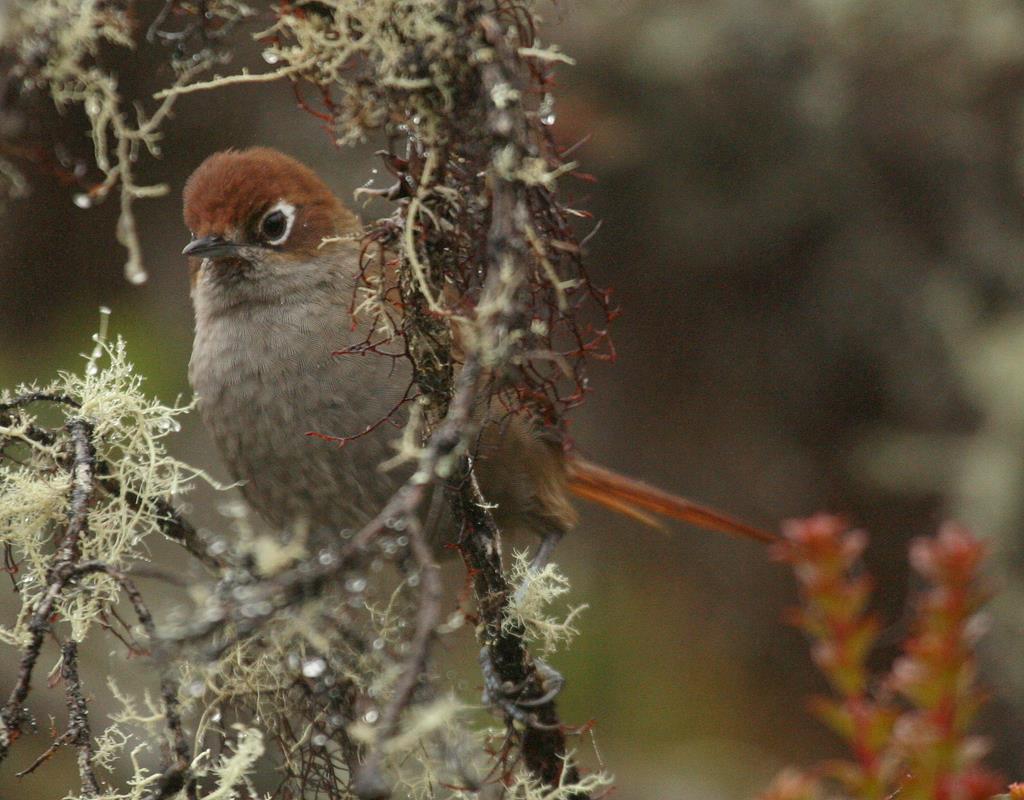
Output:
top-left (260, 200), bottom-right (296, 246)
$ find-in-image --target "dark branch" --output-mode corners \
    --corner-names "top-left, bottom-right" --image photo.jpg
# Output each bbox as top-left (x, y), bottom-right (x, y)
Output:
top-left (61, 640), bottom-right (102, 797)
top-left (0, 418), bottom-right (98, 764)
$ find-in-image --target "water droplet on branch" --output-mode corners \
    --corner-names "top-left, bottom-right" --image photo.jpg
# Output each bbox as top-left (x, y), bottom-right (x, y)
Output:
top-left (345, 576), bottom-right (367, 593)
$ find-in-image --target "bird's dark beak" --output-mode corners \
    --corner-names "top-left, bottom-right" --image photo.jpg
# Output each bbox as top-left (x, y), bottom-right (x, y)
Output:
top-left (182, 235), bottom-right (243, 259)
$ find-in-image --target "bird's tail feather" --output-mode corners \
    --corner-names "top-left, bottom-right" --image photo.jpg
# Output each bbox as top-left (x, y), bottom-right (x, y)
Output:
top-left (566, 457), bottom-right (776, 544)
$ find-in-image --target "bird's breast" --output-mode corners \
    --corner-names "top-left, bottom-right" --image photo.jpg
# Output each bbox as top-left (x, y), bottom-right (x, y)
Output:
top-left (189, 301), bottom-right (412, 535)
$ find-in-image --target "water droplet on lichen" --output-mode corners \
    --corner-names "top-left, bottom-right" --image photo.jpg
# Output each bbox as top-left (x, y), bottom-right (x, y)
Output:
top-left (345, 576), bottom-right (367, 593)
top-left (73, 193), bottom-right (92, 209)
top-left (209, 539), bottom-right (229, 555)
top-left (241, 600), bottom-right (272, 617)
top-left (302, 657), bottom-right (327, 678)
top-left (539, 93), bottom-right (557, 126)
top-left (156, 417), bottom-right (181, 433)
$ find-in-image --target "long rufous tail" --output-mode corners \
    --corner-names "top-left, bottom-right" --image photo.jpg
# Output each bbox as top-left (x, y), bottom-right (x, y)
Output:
top-left (566, 457), bottom-right (776, 544)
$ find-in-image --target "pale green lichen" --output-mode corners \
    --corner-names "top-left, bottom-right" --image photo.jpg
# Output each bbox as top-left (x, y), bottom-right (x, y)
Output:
top-left (504, 550), bottom-right (588, 657)
top-left (199, 726), bottom-right (264, 800)
top-left (155, 0), bottom-right (462, 145)
top-left (0, 330), bottom-right (271, 800)
top-left (0, 336), bottom-right (200, 642)
top-left (503, 763), bottom-right (615, 799)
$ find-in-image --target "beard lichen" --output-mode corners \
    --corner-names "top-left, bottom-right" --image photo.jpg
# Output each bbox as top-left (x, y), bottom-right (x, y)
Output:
top-left (0, 334), bottom-right (204, 797)
top-left (504, 550), bottom-right (587, 658)
top-left (0, 336), bottom-right (197, 643)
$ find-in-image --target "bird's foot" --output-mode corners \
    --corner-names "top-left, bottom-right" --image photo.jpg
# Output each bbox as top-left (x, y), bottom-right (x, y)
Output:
top-left (479, 647), bottom-right (564, 729)
top-left (529, 529), bottom-right (563, 573)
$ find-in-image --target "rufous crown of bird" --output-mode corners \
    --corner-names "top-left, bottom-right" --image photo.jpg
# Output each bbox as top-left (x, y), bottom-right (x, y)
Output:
top-left (181, 147), bottom-right (775, 573)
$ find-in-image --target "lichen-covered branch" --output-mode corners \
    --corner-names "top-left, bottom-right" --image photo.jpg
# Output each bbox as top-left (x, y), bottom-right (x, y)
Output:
top-left (60, 640), bottom-right (102, 797)
top-left (1, 2), bottom-right (614, 798)
top-left (0, 414), bottom-right (100, 762)
top-left (0, 345), bottom-right (203, 796)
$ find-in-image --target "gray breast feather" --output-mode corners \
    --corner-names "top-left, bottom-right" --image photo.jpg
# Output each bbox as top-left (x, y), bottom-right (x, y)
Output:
top-left (190, 299), bottom-right (413, 534)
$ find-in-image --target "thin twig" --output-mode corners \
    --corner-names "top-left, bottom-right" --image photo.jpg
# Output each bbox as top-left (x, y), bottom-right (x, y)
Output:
top-left (0, 391), bottom-right (82, 411)
top-left (63, 418), bottom-right (96, 562)
top-left (446, 12), bottom-right (584, 792)
top-left (14, 728), bottom-right (74, 779)
top-left (84, 563), bottom-right (197, 800)
top-left (61, 640), bottom-right (101, 797)
top-left (0, 415), bottom-right (195, 799)
top-left (353, 515), bottom-right (443, 797)
top-left (0, 418), bottom-right (98, 763)
top-left (96, 469), bottom-right (224, 571)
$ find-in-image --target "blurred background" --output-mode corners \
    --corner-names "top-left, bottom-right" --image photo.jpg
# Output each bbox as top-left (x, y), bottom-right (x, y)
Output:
top-left (3, 0), bottom-right (1024, 796)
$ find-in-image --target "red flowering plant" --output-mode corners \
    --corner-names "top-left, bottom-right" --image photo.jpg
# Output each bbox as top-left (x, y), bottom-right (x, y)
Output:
top-left (761, 515), bottom-right (1012, 800)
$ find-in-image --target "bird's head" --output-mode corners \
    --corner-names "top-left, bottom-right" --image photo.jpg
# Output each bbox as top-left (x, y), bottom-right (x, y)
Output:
top-left (182, 147), bottom-right (360, 306)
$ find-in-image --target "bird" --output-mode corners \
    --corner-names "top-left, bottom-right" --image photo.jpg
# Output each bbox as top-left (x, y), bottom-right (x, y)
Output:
top-left (182, 147), bottom-right (773, 564)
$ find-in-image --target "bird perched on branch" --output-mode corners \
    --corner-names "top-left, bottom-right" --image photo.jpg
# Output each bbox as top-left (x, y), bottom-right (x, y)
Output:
top-left (182, 147), bottom-right (773, 564)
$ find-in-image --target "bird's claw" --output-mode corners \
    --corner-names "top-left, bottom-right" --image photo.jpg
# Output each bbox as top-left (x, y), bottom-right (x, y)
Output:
top-left (479, 647), bottom-right (564, 730)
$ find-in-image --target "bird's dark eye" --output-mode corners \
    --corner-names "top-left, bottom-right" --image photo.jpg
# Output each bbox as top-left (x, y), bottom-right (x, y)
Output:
top-left (261, 210), bottom-right (288, 243)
